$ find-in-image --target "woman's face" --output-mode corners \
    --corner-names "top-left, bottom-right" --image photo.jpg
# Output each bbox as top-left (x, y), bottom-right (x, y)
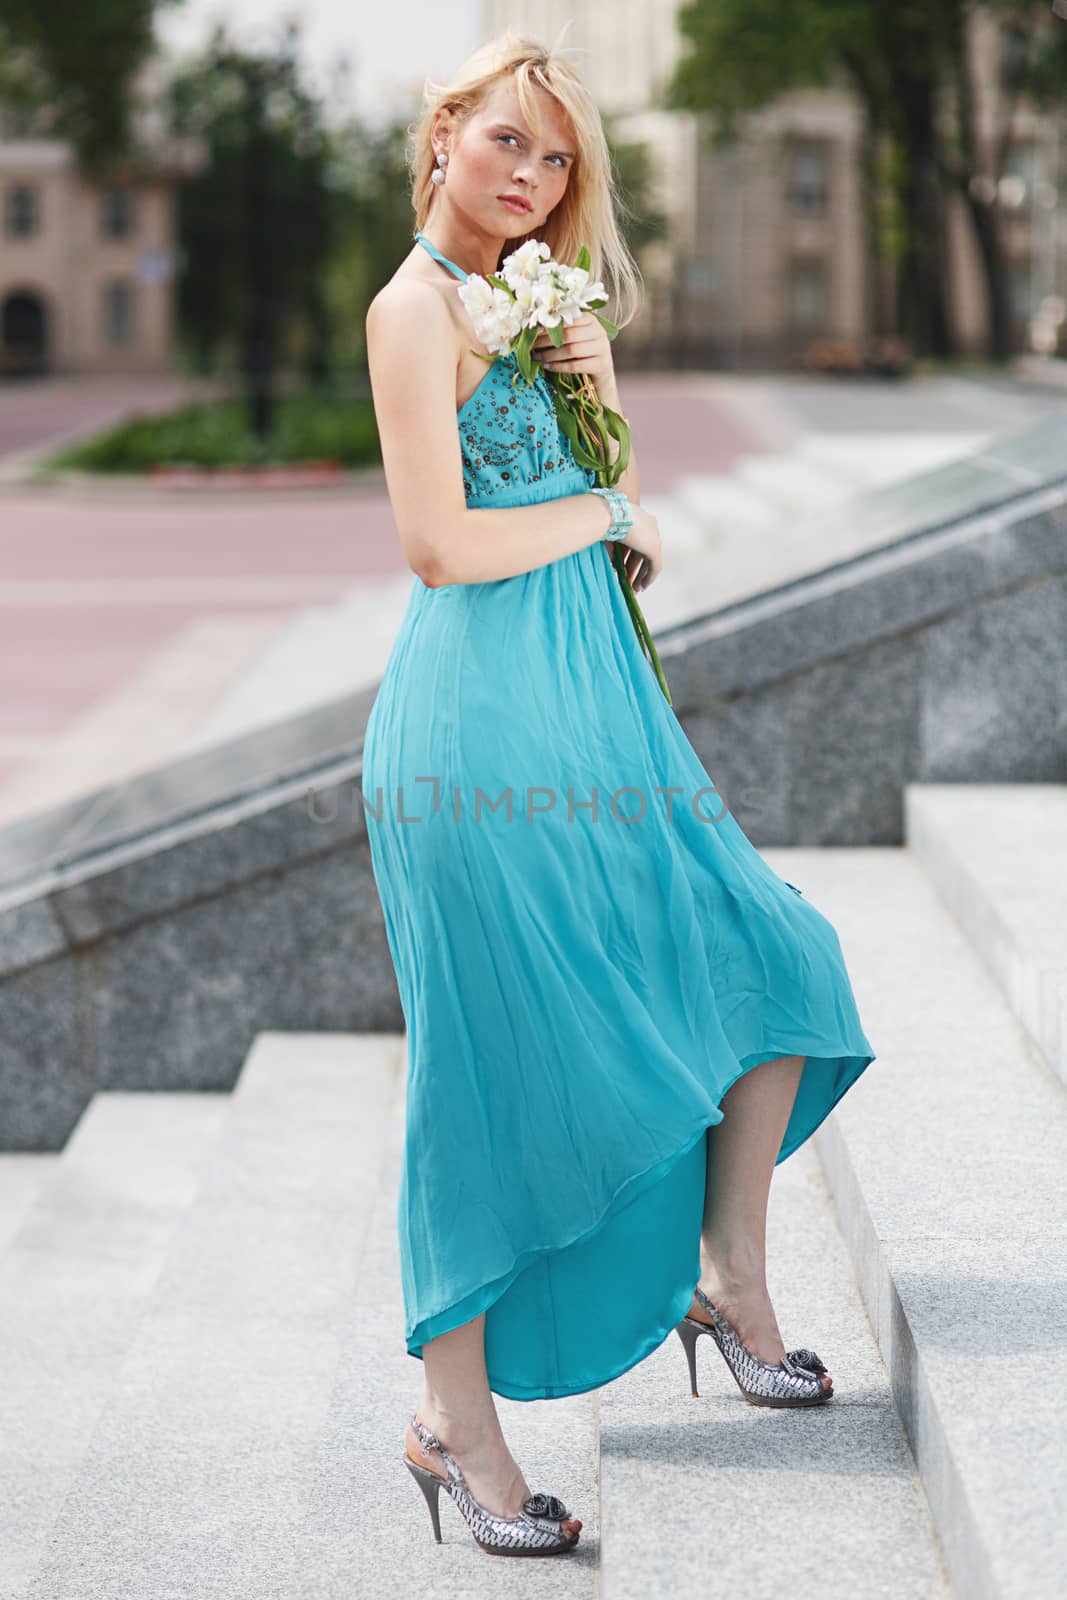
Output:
top-left (435, 78), bottom-right (576, 238)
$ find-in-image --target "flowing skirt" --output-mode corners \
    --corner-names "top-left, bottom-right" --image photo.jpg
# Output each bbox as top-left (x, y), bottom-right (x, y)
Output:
top-left (361, 500), bottom-right (875, 1398)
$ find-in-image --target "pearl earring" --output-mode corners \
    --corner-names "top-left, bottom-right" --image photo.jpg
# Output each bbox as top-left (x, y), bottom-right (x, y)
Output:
top-left (430, 151), bottom-right (448, 186)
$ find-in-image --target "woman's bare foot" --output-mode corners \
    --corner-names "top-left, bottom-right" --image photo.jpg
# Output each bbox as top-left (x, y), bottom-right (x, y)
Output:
top-left (688, 1275), bottom-right (832, 1393)
top-left (406, 1409), bottom-right (582, 1539)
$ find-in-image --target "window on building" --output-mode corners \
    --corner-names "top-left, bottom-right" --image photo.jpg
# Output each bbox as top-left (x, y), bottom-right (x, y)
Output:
top-left (786, 142), bottom-right (830, 216)
top-left (1007, 257), bottom-right (1034, 323)
top-left (2, 105), bottom-right (37, 139)
top-left (5, 185), bottom-right (39, 238)
top-left (100, 186), bottom-right (137, 239)
top-left (788, 259), bottom-right (830, 331)
top-left (998, 142), bottom-right (1039, 213)
top-left (103, 279), bottom-right (137, 348)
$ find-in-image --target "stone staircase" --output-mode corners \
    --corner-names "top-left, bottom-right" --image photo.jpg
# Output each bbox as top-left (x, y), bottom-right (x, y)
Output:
top-left (2, 782), bottom-right (1063, 1597)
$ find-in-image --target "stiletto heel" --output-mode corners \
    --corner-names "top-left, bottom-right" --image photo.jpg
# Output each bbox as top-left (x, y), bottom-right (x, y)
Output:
top-left (402, 1412), bottom-right (581, 1556)
top-left (676, 1315), bottom-right (703, 1396)
top-left (675, 1284), bottom-right (833, 1407)
top-left (404, 1455), bottom-right (445, 1542)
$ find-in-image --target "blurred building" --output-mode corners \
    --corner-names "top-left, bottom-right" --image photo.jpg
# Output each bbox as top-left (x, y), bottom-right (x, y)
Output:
top-left (0, 68), bottom-right (203, 377)
top-left (488, 1), bottom-right (1066, 366)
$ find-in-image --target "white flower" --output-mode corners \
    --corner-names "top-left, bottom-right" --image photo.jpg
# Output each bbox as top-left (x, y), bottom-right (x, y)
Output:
top-left (458, 275), bottom-right (496, 319)
top-left (501, 239), bottom-right (551, 290)
top-left (530, 275), bottom-right (567, 328)
top-left (509, 279), bottom-right (540, 319)
top-left (558, 264), bottom-right (590, 295)
top-left (455, 239), bottom-right (610, 353)
top-left (457, 279), bottom-right (521, 353)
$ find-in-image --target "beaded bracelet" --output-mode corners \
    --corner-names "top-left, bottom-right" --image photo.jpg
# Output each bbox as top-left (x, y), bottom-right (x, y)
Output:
top-left (590, 484), bottom-right (634, 542)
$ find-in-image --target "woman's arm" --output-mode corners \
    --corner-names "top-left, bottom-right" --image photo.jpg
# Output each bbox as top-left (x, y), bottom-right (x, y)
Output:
top-left (366, 283), bottom-right (615, 588)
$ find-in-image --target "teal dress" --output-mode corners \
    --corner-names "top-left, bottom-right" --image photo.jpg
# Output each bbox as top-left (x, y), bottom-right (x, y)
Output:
top-left (361, 231), bottom-right (876, 1400)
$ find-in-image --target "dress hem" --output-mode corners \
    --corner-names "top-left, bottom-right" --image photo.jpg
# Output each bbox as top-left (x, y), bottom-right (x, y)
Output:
top-left (406, 1116), bottom-right (715, 1359)
top-left (404, 1037), bottom-right (876, 1395)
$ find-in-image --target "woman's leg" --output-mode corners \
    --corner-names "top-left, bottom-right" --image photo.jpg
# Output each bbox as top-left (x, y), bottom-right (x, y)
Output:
top-left (687, 1053), bottom-right (831, 1387)
top-left (407, 1313), bottom-right (583, 1533)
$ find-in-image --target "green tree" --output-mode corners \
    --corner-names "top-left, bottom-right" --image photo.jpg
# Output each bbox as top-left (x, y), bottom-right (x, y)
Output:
top-left (941, 4), bottom-right (1067, 359)
top-left (608, 126), bottom-right (670, 258)
top-left (664, 0), bottom-right (1066, 360)
top-left (166, 20), bottom-right (338, 436)
top-left (0, 0), bottom-right (171, 170)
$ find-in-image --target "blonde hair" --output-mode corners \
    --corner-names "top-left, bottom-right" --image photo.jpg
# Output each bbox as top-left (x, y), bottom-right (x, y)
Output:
top-left (409, 29), bottom-right (643, 331)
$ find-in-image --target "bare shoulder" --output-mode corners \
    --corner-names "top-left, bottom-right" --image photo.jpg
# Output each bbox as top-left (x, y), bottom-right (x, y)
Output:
top-left (366, 268), bottom-right (457, 363)
top-left (366, 270), bottom-right (443, 325)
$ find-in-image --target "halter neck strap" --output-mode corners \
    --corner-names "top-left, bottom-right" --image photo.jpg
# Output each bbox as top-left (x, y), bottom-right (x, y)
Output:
top-left (413, 232), bottom-right (468, 282)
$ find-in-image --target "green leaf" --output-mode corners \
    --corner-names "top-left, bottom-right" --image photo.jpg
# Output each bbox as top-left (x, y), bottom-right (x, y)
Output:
top-left (513, 323), bottom-right (539, 385)
top-left (603, 406), bottom-right (631, 474)
top-left (551, 390), bottom-right (602, 469)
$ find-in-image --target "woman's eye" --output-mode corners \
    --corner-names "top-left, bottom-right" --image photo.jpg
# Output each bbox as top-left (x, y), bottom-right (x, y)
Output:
top-left (496, 133), bottom-right (566, 168)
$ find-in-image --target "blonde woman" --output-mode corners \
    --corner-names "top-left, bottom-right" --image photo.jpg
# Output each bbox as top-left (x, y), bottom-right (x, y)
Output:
top-left (362, 31), bottom-right (875, 1559)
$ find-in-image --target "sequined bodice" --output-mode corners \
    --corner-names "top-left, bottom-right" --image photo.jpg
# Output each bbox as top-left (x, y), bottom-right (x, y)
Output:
top-left (454, 351), bottom-right (595, 506)
top-left (414, 231), bottom-right (595, 510)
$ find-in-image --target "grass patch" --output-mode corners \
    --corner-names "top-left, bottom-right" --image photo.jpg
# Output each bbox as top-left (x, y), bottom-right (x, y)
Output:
top-left (43, 389), bottom-right (381, 473)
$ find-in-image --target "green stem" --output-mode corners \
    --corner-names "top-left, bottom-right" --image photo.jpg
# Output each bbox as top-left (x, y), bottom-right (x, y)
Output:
top-left (608, 542), bottom-right (673, 706)
top-left (560, 374), bottom-right (672, 705)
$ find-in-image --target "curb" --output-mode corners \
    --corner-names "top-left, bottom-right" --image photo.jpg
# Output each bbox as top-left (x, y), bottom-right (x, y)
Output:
top-left (0, 461), bottom-right (388, 500)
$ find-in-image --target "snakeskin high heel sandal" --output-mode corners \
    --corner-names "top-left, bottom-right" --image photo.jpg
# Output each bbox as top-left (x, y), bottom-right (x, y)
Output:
top-left (675, 1284), bottom-right (833, 1407)
top-left (403, 1412), bottom-right (582, 1556)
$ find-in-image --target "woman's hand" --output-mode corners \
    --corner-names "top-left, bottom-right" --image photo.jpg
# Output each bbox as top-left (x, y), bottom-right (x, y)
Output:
top-left (532, 313), bottom-right (614, 386)
top-left (613, 504), bottom-right (662, 593)
top-left (533, 317), bottom-right (655, 587)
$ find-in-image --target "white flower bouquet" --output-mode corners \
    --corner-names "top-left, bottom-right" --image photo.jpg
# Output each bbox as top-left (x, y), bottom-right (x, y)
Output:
top-left (457, 239), bottom-right (670, 704)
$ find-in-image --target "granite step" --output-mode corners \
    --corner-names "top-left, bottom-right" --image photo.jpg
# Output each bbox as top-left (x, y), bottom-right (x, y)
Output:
top-left (0, 1091), bottom-right (227, 1598)
top-left (0, 1153), bottom-right (57, 1256)
top-left (790, 837), bottom-right (1067, 1600)
top-left (904, 783), bottom-right (1067, 1090)
top-left (24, 1033), bottom-right (401, 1600)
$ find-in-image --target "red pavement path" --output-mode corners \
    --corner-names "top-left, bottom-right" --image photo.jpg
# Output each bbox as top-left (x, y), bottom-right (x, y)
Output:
top-left (0, 492), bottom-right (400, 578)
top-left (614, 372), bottom-right (763, 491)
top-left (0, 372), bottom-right (762, 799)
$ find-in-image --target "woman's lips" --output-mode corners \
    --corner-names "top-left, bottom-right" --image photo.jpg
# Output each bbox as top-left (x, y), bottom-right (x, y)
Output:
top-left (498, 196), bottom-right (531, 214)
